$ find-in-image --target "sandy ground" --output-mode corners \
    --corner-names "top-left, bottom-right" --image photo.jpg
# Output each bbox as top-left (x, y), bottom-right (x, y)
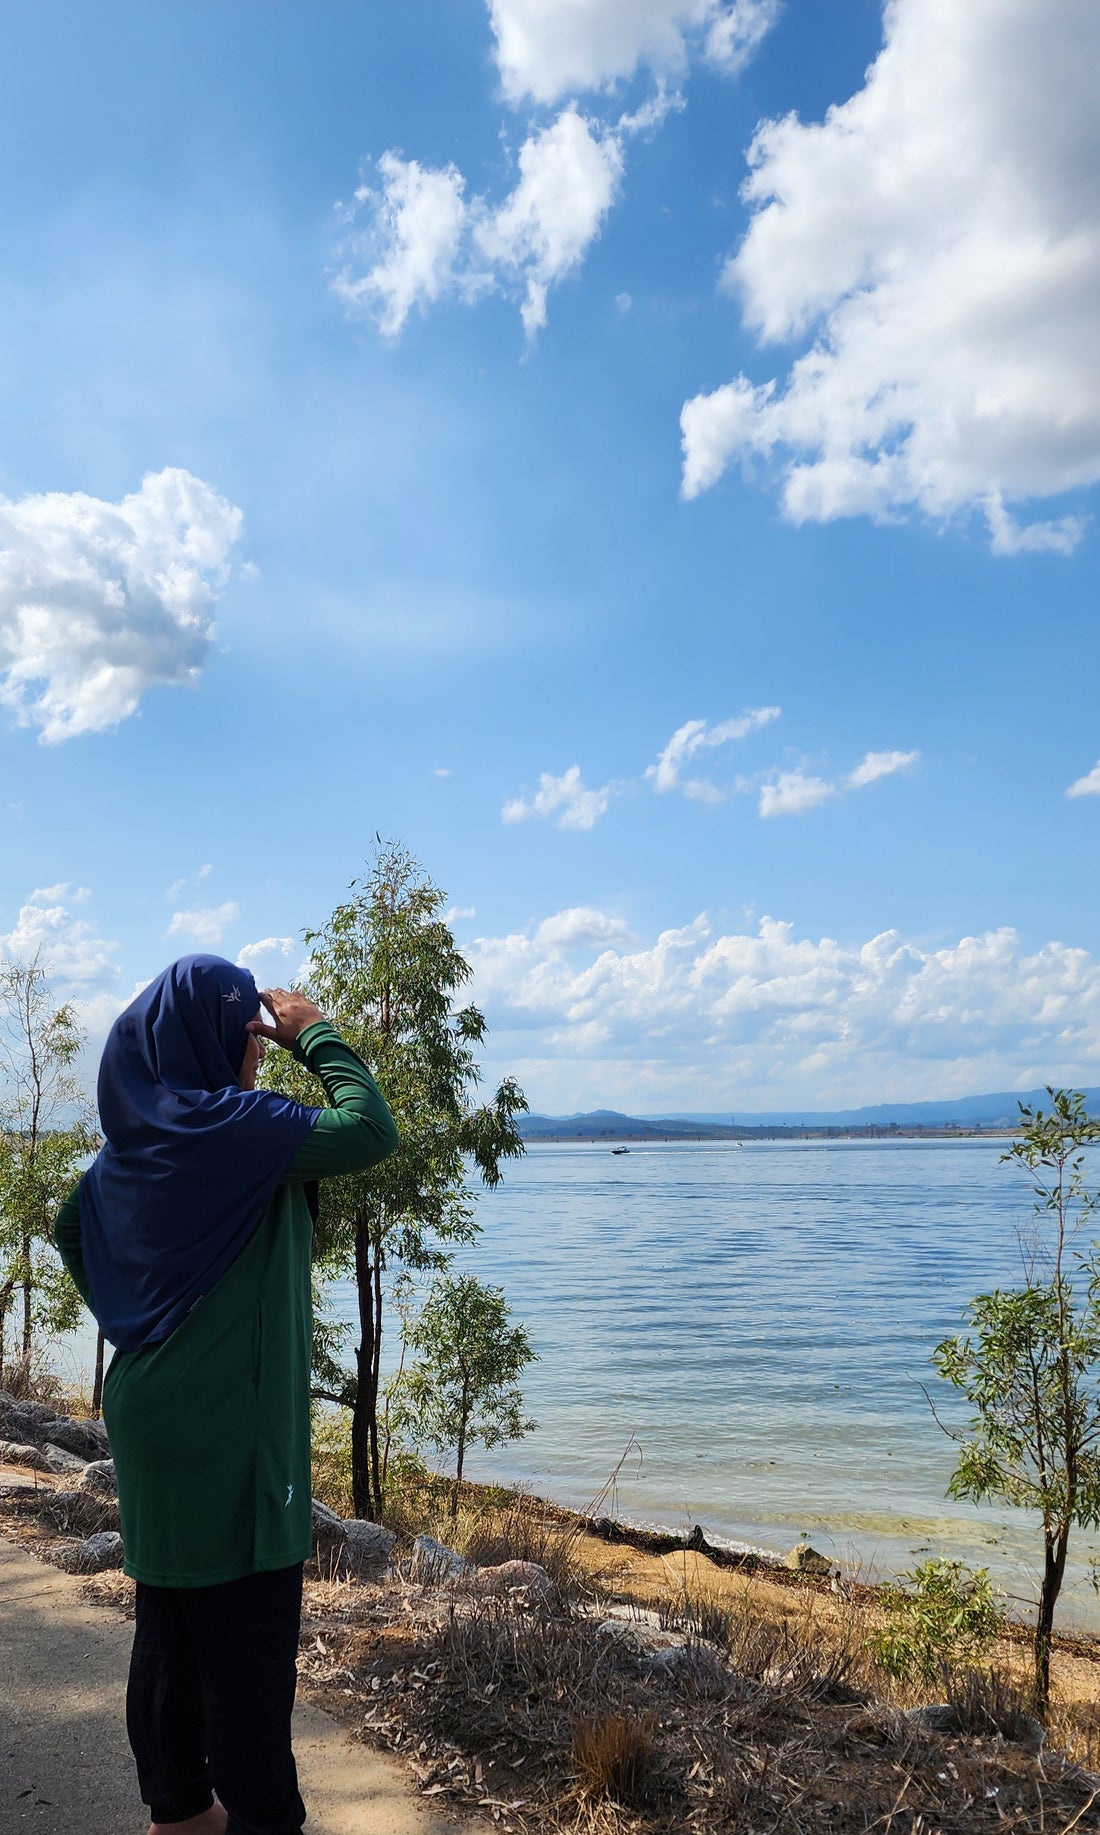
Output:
top-left (0, 1528), bottom-right (479, 1835)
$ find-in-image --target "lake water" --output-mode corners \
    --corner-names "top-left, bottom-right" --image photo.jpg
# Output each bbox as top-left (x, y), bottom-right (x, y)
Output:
top-left (329, 1138), bottom-right (1100, 1629)
top-left (56, 1136), bottom-right (1100, 1628)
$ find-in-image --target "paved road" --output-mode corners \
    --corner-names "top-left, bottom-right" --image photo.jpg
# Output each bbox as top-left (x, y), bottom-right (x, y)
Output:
top-left (0, 1534), bottom-right (474, 1835)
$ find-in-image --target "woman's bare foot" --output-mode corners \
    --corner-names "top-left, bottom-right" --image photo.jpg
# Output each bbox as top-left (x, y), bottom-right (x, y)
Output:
top-left (149, 1805), bottom-right (227, 1835)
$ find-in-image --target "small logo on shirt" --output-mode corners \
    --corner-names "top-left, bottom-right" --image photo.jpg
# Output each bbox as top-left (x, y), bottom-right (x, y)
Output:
top-left (223, 985), bottom-right (242, 1004)
top-left (285, 1484), bottom-right (294, 1508)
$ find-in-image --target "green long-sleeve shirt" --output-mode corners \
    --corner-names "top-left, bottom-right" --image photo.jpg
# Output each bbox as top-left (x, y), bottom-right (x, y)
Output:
top-left (53, 1021), bottom-right (397, 1587)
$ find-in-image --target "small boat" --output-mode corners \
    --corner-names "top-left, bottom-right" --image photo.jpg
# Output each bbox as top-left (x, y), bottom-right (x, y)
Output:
top-left (611, 1146), bottom-right (630, 1155)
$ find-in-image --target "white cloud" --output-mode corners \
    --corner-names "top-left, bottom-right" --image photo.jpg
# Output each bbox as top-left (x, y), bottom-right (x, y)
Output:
top-left (681, 0), bottom-right (1100, 548)
top-left (167, 902), bottom-right (241, 948)
top-left (467, 906), bottom-right (1100, 1109)
top-left (474, 108), bottom-right (624, 336)
top-left (847, 749), bottom-right (920, 790)
top-left (760, 748), bottom-right (919, 817)
top-left (534, 908), bottom-right (631, 950)
top-left (487, 0), bottom-right (780, 105)
top-left (332, 153), bottom-right (471, 337)
top-left (445, 906), bottom-right (477, 925)
top-left (0, 469), bottom-right (244, 742)
top-left (758, 771), bottom-right (834, 818)
top-left (1, 888), bottom-right (118, 983)
top-left (1067, 761), bottom-right (1100, 799)
top-left (236, 936), bottom-right (296, 968)
top-left (336, 109), bottom-right (621, 340)
top-left (502, 764), bottom-right (614, 830)
top-left (646, 708), bottom-right (780, 800)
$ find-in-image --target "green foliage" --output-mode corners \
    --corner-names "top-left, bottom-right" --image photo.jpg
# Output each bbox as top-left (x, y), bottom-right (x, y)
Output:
top-left (869, 1557), bottom-right (1002, 1685)
top-left (0, 956), bottom-right (98, 1379)
top-left (398, 1272), bottom-right (537, 1505)
top-left (263, 840), bottom-right (527, 1518)
top-left (932, 1088), bottom-right (1100, 1713)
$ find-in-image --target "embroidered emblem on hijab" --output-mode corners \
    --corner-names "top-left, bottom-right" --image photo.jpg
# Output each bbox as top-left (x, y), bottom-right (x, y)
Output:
top-left (78, 955), bottom-right (320, 1354)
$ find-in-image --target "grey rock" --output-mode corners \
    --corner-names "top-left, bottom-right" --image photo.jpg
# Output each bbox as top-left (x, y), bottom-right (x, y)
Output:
top-left (43, 1442), bottom-right (88, 1475)
top-left (310, 1498), bottom-right (349, 1574)
top-left (57, 1530), bottom-right (125, 1574)
top-left (9, 1400), bottom-right (58, 1427)
top-left (645, 1643), bottom-right (735, 1697)
top-left (410, 1534), bottom-right (476, 1584)
top-left (785, 1543), bottom-right (832, 1575)
top-left (45, 1416), bottom-right (110, 1461)
top-left (77, 1459), bottom-right (118, 1498)
top-left (905, 1703), bottom-right (960, 1735)
top-left (595, 1617), bottom-right (684, 1656)
top-left (467, 1559), bottom-right (554, 1601)
top-left (342, 1519), bottom-right (397, 1575)
top-left (42, 1488), bottom-right (121, 1537)
top-left (0, 1440), bottom-right (51, 1472)
top-left (904, 1701), bottom-right (1044, 1752)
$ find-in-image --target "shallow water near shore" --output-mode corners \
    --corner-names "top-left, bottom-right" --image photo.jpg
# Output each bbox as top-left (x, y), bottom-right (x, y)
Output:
top-left (329, 1137), bottom-right (1100, 1631)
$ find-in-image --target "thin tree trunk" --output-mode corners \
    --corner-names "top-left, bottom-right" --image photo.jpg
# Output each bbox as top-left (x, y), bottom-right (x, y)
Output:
top-left (20, 1226), bottom-right (33, 1358)
top-left (368, 1256), bottom-right (384, 1514)
top-left (450, 1383), bottom-right (470, 1521)
top-left (1034, 1535), bottom-right (1066, 1717)
top-left (352, 1220), bottom-right (377, 1520)
top-left (92, 1331), bottom-right (105, 1416)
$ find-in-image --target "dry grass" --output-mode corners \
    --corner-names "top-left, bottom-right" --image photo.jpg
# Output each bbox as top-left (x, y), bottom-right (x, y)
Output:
top-left (573, 1710), bottom-right (659, 1807)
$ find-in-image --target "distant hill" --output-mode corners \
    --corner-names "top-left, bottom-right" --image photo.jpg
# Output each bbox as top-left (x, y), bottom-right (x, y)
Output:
top-left (517, 1089), bottom-right (1100, 1140)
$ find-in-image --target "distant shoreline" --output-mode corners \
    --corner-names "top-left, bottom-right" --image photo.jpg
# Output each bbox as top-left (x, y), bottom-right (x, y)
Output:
top-left (523, 1127), bottom-right (1016, 1143)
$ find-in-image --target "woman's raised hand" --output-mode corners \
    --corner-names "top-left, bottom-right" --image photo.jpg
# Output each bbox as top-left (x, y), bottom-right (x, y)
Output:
top-left (248, 988), bottom-right (327, 1050)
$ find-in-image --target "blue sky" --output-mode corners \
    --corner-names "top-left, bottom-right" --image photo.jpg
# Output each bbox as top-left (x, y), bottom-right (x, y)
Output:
top-left (2, 0), bottom-right (1099, 1112)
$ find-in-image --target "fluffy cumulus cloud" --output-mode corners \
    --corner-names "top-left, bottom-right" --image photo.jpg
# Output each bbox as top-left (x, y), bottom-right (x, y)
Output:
top-left (502, 764), bottom-right (614, 830)
top-left (681, 0), bottom-right (1100, 549)
top-left (335, 109), bottom-right (622, 339)
top-left (337, 0), bottom-right (780, 339)
top-left (467, 906), bottom-right (1100, 1109)
top-left (0, 469), bottom-right (244, 741)
top-left (0, 886), bottom-right (118, 983)
top-left (487, 0), bottom-right (781, 105)
top-left (646, 708), bottom-right (780, 801)
top-left (167, 902), bottom-right (242, 949)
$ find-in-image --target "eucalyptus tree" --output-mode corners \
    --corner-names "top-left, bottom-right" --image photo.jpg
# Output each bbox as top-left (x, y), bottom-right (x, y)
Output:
top-left (933, 1090), bottom-right (1100, 1713)
top-left (0, 956), bottom-right (98, 1384)
top-left (400, 1272), bottom-right (537, 1516)
top-left (264, 842), bottom-right (527, 1519)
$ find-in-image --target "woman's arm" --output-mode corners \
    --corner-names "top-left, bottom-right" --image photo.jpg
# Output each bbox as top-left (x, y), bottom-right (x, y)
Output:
top-left (54, 1182), bottom-right (94, 1308)
top-left (284, 1021), bottom-right (399, 1181)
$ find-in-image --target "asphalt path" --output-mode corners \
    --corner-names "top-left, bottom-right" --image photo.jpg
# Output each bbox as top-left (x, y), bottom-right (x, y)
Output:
top-left (0, 1531), bottom-right (474, 1835)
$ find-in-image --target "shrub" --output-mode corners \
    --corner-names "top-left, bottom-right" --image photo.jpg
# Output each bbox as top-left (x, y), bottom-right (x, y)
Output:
top-left (869, 1557), bottom-right (1002, 1685)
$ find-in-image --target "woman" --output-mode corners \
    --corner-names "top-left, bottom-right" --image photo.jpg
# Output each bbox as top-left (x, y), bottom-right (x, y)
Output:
top-left (53, 954), bottom-right (398, 1835)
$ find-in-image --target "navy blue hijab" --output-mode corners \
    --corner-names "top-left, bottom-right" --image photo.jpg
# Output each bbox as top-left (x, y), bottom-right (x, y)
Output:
top-left (80, 954), bottom-right (320, 1353)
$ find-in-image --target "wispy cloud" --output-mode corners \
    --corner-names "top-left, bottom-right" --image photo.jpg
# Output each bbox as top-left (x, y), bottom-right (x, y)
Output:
top-left (759, 749), bottom-right (919, 818)
top-left (1067, 761), bottom-right (1100, 799)
top-left (645, 708), bottom-right (780, 801)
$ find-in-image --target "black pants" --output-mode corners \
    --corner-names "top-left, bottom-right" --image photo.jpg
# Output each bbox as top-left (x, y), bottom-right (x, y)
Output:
top-left (126, 1563), bottom-right (306, 1833)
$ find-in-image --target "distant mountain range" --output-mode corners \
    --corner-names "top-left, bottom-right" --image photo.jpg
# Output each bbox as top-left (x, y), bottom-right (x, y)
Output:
top-left (517, 1089), bottom-right (1100, 1139)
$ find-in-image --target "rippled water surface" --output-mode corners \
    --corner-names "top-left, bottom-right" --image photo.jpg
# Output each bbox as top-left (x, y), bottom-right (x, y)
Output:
top-left (331, 1138), bottom-right (1100, 1626)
